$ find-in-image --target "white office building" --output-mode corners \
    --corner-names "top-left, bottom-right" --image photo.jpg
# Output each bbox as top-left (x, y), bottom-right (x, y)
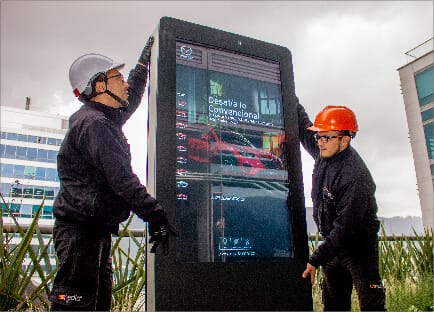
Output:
top-left (398, 38), bottom-right (434, 229)
top-left (1, 105), bottom-right (68, 227)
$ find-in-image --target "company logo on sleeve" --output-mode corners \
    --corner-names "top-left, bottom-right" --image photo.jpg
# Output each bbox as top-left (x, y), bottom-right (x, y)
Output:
top-left (57, 293), bottom-right (83, 303)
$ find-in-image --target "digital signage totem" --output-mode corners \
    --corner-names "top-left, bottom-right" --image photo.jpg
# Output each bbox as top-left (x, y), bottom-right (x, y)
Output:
top-left (147, 17), bottom-right (311, 311)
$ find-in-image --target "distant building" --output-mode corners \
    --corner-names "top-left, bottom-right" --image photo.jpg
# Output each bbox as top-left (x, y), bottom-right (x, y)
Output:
top-left (1, 105), bottom-right (68, 220)
top-left (0, 105), bottom-right (138, 276)
top-left (398, 38), bottom-right (434, 229)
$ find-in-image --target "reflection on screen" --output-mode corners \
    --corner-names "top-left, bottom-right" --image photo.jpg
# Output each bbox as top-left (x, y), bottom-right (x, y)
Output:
top-left (175, 41), bottom-right (293, 262)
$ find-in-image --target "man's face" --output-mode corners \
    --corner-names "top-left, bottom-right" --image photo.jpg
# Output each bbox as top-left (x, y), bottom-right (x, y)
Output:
top-left (315, 131), bottom-right (349, 158)
top-left (106, 69), bottom-right (129, 106)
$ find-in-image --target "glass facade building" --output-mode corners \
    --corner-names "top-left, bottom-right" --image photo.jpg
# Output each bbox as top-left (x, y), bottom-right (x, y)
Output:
top-left (0, 106), bottom-right (67, 222)
top-left (398, 38), bottom-right (434, 229)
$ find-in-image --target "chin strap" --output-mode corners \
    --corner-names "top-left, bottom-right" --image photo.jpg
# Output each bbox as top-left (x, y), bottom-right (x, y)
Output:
top-left (104, 89), bottom-right (129, 108)
top-left (82, 73), bottom-right (129, 108)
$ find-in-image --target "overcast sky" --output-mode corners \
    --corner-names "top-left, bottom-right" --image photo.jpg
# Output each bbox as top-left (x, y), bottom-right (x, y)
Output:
top-left (1, 1), bottom-right (433, 218)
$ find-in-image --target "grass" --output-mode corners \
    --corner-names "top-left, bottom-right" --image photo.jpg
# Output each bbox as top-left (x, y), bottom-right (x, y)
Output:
top-left (310, 225), bottom-right (434, 312)
top-left (386, 274), bottom-right (433, 312)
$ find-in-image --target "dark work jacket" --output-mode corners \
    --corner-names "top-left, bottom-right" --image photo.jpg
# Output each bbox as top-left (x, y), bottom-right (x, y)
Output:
top-left (297, 101), bottom-right (381, 268)
top-left (54, 64), bottom-right (162, 234)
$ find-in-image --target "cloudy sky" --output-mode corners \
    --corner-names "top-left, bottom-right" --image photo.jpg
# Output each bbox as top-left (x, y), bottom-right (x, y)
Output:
top-left (1, 1), bottom-right (433, 218)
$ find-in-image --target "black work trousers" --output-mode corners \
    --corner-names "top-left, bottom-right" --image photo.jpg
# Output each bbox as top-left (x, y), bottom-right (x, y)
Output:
top-left (321, 246), bottom-right (386, 311)
top-left (49, 223), bottom-right (113, 311)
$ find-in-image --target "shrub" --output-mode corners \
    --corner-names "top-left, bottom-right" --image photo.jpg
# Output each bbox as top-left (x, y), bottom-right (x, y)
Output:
top-left (111, 216), bottom-right (147, 311)
top-left (310, 225), bottom-right (434, 312)
top-left (0, 195), bottom-right (56, 311)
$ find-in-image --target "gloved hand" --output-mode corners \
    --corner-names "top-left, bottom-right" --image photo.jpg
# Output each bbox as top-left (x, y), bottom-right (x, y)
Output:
top-left (138, 36), bottom-right (155, 66)
top-left (149, 222), bottom-right (178, 255)
top-left (148, 206), bottom-right (178, 255)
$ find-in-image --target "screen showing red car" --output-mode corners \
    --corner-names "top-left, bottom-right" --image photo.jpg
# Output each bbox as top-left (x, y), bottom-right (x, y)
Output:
top-left (175, 40), bottom-right (292, 262)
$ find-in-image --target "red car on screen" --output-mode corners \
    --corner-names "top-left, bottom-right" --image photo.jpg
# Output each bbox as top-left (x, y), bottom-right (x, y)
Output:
top-left (187, 126), bottom-right (283, 175)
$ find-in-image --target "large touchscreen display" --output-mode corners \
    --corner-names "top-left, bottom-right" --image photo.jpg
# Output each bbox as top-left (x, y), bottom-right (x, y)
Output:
top-left (175, 41), bottom-right (293, 262)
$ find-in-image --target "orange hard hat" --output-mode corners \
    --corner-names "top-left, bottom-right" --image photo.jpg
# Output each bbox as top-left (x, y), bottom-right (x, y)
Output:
top-left (307, 105), bottom-right (359, 133)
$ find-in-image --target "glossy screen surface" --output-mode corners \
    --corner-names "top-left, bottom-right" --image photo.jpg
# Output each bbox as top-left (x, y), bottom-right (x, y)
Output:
top-left (175, 41), bottom-right (293, 262)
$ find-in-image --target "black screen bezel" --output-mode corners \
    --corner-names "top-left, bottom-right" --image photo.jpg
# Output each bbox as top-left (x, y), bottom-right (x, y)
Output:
top-left (150, 16), bottom-right (311, 310)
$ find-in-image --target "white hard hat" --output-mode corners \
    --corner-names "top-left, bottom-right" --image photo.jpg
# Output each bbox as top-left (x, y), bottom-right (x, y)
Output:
top-left (69, 53), bottom-right (125, 97)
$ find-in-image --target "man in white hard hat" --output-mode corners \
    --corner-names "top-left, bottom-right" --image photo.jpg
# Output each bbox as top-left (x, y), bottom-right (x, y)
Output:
top-left (49, 36), bottom-right (176, 311)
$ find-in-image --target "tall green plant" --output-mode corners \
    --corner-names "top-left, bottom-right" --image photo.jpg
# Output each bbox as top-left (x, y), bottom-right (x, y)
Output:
top-left (308, 231), bottom-right (324, 311)
top-left (111, 216), bottom-right (147, 311)
top-left (311, 225), bottom-right (434, 312)
top-left (379, 225), bottom-right (433, 282)
top-left (379, 228), bottom-right (410, 281)
top-left (308, 231), bottom-right (323, 283)
top-left (0, 195), bottom-right (57, 311)
top-left (407, 227), bottom-right (433, 277)
top-left (381, 226), bottom-right (433, 311)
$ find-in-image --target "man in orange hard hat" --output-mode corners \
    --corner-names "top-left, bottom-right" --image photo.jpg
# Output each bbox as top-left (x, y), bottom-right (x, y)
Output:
top-left (297, 102), bottom-right (386, 311)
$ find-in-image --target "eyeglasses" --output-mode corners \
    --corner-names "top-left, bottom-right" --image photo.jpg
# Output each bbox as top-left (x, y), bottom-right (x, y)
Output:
top-left (314, 134), bottom-right (344, 143)
top-left (106, 73), bottom-right (125, 83)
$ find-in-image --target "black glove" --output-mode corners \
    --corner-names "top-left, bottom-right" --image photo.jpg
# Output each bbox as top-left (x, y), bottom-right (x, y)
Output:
top-left (138, 36), bottom-right (154, 66)
top-left (148, 206), bottom-right (178, 255)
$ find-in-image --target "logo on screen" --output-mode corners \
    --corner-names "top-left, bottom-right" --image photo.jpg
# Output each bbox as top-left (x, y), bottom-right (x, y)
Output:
top-left (218, 236), bottom-right (256, 257)
top-left (180, 46), bottom-right (193, 60)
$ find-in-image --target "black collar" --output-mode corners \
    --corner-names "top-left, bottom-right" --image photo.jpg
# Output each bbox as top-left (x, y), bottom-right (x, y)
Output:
top-left (85, 101), bottom-right (122, 124)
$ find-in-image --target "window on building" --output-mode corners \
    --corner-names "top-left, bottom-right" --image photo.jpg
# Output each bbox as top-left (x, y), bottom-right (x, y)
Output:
top-left (2, 202), bottom-right (21, 215)
top-left (4, 145), bottom-right (16, 158)
top-left (37, 149), bottom-right (48, 162)
top-left (23, 186), bottom-right (34, 198)
top-left (20, 204), bottom-right (33, 218)
top-left (44, 189), bottom-right (55, 199)
top-left (415, 67), bottom-right (434, 107)
top-left (41, 205), bottom-right (53, 219)
top-left (24, 166), bottom-right (36, 179)
top-left (0, 183), bottom-right (59, 200)
top-left (47, 138), bottom-right (57, 145)
top-left (258, 88), bottom-right (281, 116)
top-left (35, 167), bottom-right (46, 180)
top-left (32, 204), bottom-right (43, 214)
top-left (11, 185), bottom-right (22, 197)
top-left (424, 122), bottom-right (434, 159)
top-left (34, 188), bottom-right (44, 199)
top-left (47, 150), bottom-right (57, 163)
top-left (46, 168), bottom-right (58, 182)
top-left (421, 107), bottom-right (434, 122)
top-left (6, 133), bottom-right (17, 141)
top-left (28, 135), bottom-right (38, 143)
top-left (1, 163), bottom-right (13, 177)
top-left (14, 165), bottom-right (25, 179)
top-left (0, 183), bottom-right (10, 196)
top-left (2, 145), bottom-right (59, 163)
top-left (1, 132), bottom-right (6, 140)
top-left (17, 134), bottom-right (27, 142)
top-left (16, 146), bottom-right (27, 160)
top-left (27, 148), bottom-right (37, 161)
